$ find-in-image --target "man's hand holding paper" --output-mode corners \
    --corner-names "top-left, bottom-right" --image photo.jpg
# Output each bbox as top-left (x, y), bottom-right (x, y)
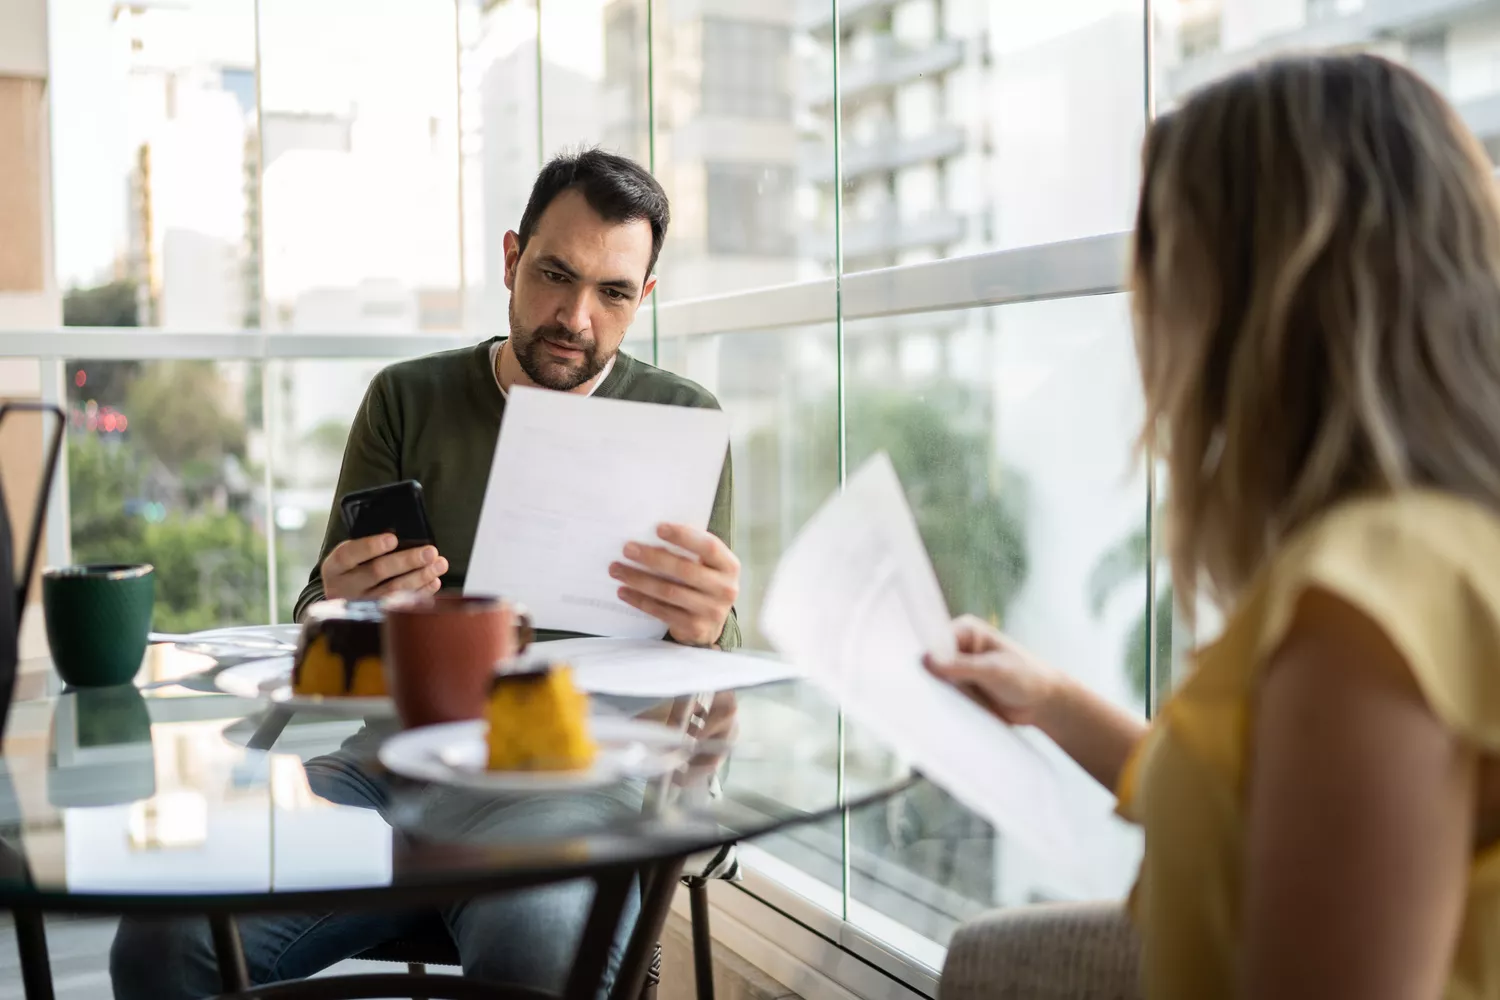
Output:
top-left (611, 523), bottom-right (741, 647)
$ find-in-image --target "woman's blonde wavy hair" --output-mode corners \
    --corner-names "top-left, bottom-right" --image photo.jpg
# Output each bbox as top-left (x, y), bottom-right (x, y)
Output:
top-left (1133, 53), bottom-right (1500, 620)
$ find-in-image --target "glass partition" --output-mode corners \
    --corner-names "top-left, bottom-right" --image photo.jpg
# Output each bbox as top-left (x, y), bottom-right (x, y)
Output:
top-left (63, 359), bottom-right (269, 633)
top-left (833, 1), bottom-right (1147, 272)
top-left (264, 357), bottom-right (396, 621)
top-left (842, 293), bottom-right (1147, 948)
top-left (34, 0), bottom-right (1275, 985)
top-left (256, 0), bottom-right (462, 338)
top-left (657, 324), bottom-right (843, 891)
top-left (650, 0), bottom-right (836, 301)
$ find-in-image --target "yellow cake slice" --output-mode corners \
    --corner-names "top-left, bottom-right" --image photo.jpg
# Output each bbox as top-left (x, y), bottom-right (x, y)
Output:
top-left (485, 665), bottom-right (596, 771)
top-left (293, 600), bottom-right (386, 697)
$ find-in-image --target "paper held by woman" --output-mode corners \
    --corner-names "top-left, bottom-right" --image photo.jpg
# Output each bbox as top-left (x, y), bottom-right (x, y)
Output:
top-left (761, 452), bottom-right (1076, 869)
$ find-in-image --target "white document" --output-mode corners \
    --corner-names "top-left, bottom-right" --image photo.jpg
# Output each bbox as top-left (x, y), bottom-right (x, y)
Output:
top-left (521, 637), bottom-right (802, 697)
top-left (761, 453), bottom-right (1073, 865)
top-left (466, 385), bottom-right (731, 639)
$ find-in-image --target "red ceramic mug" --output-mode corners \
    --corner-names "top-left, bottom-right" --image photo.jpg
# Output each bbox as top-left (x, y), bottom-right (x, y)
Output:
top-left (381, 594), bottom-right (528, 728)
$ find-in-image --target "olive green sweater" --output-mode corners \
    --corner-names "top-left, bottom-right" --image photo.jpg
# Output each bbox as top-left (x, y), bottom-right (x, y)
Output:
top-left (295, 338), bottom-right (739, 648)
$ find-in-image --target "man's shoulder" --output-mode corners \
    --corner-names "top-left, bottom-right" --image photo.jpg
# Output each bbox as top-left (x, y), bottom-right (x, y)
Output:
top-left (371, 342), bottom-right (482, 397)
top-left (609, 352), bottom-right (721, 410)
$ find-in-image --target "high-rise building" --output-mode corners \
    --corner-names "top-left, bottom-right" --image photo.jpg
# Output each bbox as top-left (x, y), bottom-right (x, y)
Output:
top-left (124, 72), bottom-right (251, 331)
top-left (1162, 0), bottom-right (1500, 165)
top-left (115, 2), bottom-right (255, 332)
top-left (800, 0), bottom-right (971, 273)
top-left (629, 0), bottom-right (808, 297)
top-left (471, 21), bottom-right (602, 336)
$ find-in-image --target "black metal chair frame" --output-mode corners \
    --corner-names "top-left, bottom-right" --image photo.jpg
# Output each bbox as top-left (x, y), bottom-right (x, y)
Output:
top-left (346, 874), bottom-right (716, 1000)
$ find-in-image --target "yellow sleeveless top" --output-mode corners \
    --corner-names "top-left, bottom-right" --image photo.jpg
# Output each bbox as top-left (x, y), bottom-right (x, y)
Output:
top-left (1117, 492), bottom-right (1500, 999)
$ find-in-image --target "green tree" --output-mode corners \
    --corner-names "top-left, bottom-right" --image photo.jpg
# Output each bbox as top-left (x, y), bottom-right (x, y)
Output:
top-left (63, 280), bottom-right (142, 407)
top-left (758, 385), bottom-right (1029, 623)
top-left (66, 433), bottom-right (146, 563)
top-left (139, 511), bottom-right (268, 633)
top-left (742, 383), bottom-right (1031, 890)
top-left (67, 433), bottom-right (268, 632)
top-left (67, 345), bottom-right (269, 633)
top-left (124, 361), bottom-right (247, 495)
top-left (62, 281), bottom-right (138, 328)
top-left (847, 390), bottom-right (1027, 622)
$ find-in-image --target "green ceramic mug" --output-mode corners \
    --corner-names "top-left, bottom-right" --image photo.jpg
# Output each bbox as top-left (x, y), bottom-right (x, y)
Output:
top-left (42, 564), bottom-right (155, 687)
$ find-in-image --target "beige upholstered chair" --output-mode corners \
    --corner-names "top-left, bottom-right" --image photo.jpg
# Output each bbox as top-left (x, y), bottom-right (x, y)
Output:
top-left (940, 902), bottom-right (1142, 1000)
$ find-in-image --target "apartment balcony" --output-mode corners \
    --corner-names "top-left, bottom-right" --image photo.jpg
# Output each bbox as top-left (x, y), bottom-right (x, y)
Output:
top-left (1166, 0), bottom-right (1498, 99)
top-left (797, 0), bottom-right (900, 38)
top-left (838, 208), bottom-right (967, 261)
top-left (803, 123), bottom-right (967, 185)
top-left (806, 35), bottom-right (966, 111)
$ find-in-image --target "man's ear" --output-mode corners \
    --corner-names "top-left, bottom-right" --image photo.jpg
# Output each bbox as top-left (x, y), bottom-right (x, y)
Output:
top-left (640, 274), bottom-right (658, 303)
top-left (503, 231), bottom-right (521, 292)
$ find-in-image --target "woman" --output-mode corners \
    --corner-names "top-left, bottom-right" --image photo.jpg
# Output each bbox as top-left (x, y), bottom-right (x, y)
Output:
top-left (928, 54), bottom-right (1500, 999)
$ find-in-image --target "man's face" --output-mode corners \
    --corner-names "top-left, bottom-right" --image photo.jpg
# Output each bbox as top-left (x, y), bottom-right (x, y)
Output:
top-left (503, 189), bottom-right (657, 391)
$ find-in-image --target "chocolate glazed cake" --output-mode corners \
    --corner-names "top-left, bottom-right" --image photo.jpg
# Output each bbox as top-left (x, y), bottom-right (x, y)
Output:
top-left (293, 600), bottom-right (386, 697)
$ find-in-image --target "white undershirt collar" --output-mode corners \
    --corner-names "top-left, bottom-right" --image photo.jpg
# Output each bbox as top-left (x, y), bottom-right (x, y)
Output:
top-left (491, 339), bottom-right (616, 399)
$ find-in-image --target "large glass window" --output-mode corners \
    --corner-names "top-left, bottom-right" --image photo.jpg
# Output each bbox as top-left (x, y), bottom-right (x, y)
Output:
top-left (705, 164), bottom-right (799, 256)
top-left (39, 0), bottom-right (1249, 985)
top-left (842, 293), bottom-right (1147, 946)
top-left (828, 1), bottom-right (1147, 272)
top-left (63, 357), bottom-right (270, 632)
top-left (48, 1), bottom-right (275, 631)
top-left (657, 324), bottom-right (841, 886)
top-left (651, 0), bottom-right (835, 301)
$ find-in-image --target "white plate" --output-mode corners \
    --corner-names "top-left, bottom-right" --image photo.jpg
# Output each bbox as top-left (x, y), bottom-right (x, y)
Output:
top-left (196, 623), bottom-right (302, 645)
top-left (378, 716), bottom-right (689, 791)
top-left (154, 624), bottom-right (300, 651)
top-left (214, 656), bottom-right (395, 717)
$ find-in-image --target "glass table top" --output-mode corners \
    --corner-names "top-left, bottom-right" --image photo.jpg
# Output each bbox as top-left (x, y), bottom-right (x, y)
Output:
top-left (0, 638), bottom-right (914, 913)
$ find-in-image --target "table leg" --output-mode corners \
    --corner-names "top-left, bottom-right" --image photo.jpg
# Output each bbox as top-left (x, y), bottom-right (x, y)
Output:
top-left (564, 871), bottom-right (635, 1000)
top-left (211, 914), bottom-right (251, 994)
top-left (687, 878), bottom-right (715, 1000)
top-left (246, 705), bottom-right (294, 752)
top-left (14, 909), bottom-right (54, 1000)
top-left (609, 856), bottom-right (686, 1000)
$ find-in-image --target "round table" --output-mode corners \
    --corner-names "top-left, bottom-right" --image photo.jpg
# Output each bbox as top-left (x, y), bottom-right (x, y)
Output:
top-left (0, 641), bottom-right (914, 1000)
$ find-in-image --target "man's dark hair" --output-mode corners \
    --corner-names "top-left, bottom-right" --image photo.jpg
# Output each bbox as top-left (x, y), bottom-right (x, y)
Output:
top-left (516, 148), bottom-right (671, 280)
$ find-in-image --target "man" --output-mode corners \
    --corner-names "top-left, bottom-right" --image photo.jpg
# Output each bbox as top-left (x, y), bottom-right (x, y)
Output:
top-left (110, 149), bottom-right (740, 999)
top-left (299, 148), bottom-right (740, 647)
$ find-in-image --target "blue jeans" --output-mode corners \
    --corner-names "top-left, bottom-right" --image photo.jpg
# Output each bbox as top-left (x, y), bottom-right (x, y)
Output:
top-left (110, 740), bottom-right (643, 1000)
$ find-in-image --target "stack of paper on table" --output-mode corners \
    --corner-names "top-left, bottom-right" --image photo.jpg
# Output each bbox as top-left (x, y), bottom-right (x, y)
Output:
top-left (521, 637), bottom-right (800, 698)
top-left (761, 453), bottom-right (1072, 866)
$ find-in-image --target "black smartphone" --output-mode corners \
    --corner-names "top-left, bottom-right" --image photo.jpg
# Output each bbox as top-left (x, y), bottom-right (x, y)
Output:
top-left (339, 480), bottom-right (436, 551)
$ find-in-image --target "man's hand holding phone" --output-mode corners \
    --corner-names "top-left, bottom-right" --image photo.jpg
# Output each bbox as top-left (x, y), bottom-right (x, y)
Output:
top-left (320, 535), bottom-right (449, 602)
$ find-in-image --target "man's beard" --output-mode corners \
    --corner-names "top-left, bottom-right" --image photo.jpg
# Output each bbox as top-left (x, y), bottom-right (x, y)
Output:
top-left (508, 301), bottom-right (611, 392)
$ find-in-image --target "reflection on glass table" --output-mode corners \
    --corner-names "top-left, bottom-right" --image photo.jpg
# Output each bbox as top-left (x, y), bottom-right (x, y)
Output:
top-left (0, 659), bottom-right (913, 1000)
top-left (1, 677), bottom-right (906, 899)
top-left (47, 686), bottom-right (155, 809)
